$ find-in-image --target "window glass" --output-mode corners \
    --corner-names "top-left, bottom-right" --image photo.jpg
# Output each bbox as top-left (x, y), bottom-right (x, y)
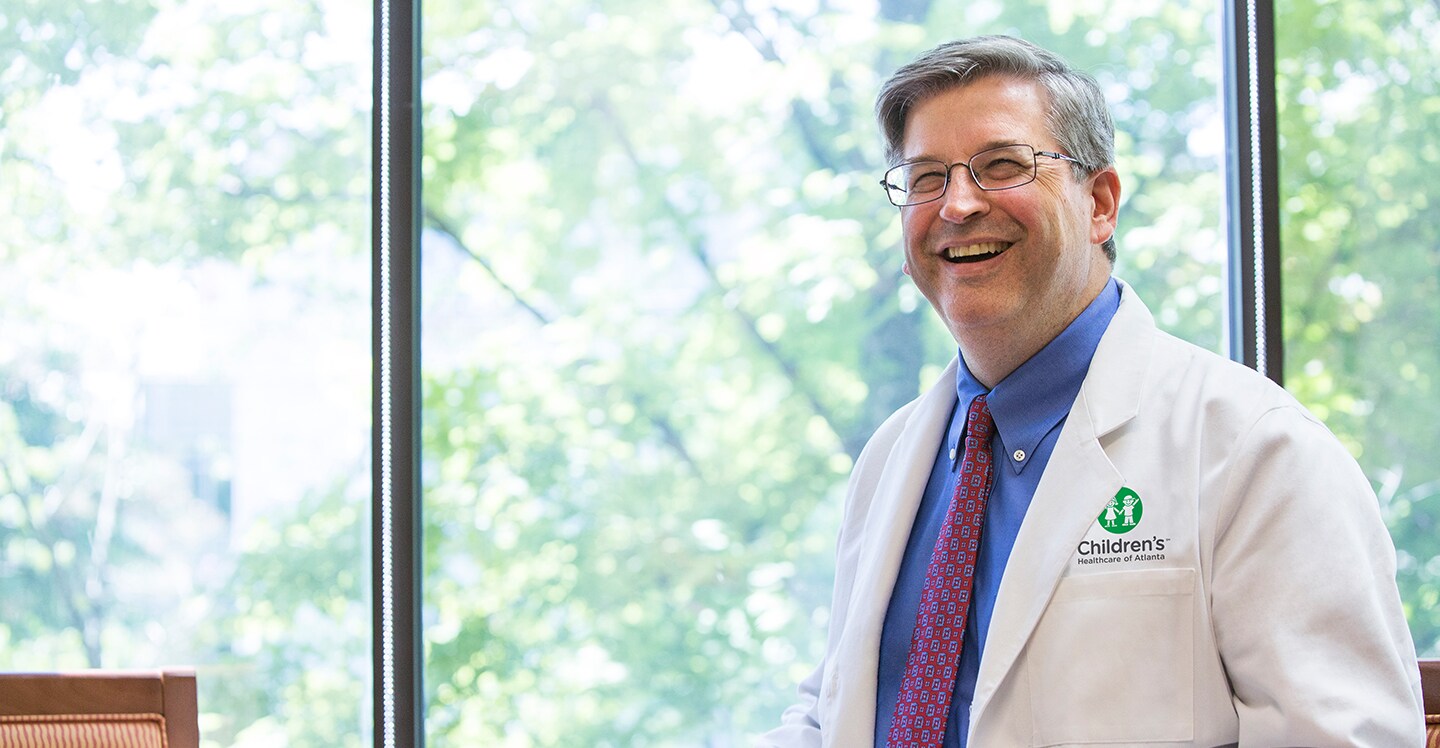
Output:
top-left (1276, 0), bottom-right (1440, 655)
top-left (0, 0), bottom-right (373, 743)
top-left (420, 0), bottom-right (1224, 742)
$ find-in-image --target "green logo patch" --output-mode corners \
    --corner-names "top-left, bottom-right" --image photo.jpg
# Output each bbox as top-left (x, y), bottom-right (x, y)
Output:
top-left (1099, 487), bottom-right (1143, 534)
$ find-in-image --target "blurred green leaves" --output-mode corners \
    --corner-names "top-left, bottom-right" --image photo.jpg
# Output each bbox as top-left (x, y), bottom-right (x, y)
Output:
top-left (1276, 0), bottom-right (1440, 654)
top-left (2, 0), bottom-right (1436, 745)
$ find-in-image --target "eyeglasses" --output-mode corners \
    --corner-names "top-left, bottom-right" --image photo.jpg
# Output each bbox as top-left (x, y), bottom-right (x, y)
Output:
top-left (879, 144), bottom-right (1085, 207)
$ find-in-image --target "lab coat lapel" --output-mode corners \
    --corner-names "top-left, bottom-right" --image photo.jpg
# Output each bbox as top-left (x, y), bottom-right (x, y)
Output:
top-left (968, 282), bottom-right (1156, 723)
top-left (825, 359), bottom-right (959, 744)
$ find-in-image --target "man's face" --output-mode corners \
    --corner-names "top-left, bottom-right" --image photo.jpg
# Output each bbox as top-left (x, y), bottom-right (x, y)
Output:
top-left (898, 75), bottom-right (1118, 349)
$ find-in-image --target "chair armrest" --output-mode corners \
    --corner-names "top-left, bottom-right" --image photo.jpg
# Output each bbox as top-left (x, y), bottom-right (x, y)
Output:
top-left (0, 668), bottom-right (198, 748)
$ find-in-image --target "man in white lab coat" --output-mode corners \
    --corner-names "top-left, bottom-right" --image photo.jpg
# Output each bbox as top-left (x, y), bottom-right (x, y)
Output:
top-left (761, 35), bottom-right (1424, 747)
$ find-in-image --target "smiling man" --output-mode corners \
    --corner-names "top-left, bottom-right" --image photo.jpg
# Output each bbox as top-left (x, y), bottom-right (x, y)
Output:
top-left (760, 36), bottom-right (1423, 747)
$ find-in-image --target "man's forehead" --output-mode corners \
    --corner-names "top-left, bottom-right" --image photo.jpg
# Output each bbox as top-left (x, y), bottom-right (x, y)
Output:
top-left (899, 76), bottom-right (1052, 159)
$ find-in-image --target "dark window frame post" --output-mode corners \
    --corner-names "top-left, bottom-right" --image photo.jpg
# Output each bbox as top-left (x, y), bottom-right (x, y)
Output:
top-left (372, 0), bottom-right (422, 742)
top-left (1222, 0), bottom-right (1285, 383)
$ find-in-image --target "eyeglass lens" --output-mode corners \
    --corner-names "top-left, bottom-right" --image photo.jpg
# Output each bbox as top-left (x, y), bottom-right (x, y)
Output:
top-left (883, 145), bottom-right (1039, 206)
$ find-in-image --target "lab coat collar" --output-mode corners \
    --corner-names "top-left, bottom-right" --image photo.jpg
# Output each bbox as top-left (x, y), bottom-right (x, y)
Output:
top-left (1076, 278), bottom-right (1150, 439)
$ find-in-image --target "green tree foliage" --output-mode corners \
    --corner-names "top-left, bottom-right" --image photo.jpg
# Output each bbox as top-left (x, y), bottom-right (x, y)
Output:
top-left (0, 358), bottom-right (219, 670)
top-left (2, 0), bottom-right (371, 744)
top-left (417, 0), bottom-right (1439, 743)
top-left (415, 0), bottom-right (1233, 744)
top-left (2, 0), bottom-right (1437, 744)
top-left (1275, 0), bottom-right (1440, 654)
top-left (193, 479), bottom-right (369, 748)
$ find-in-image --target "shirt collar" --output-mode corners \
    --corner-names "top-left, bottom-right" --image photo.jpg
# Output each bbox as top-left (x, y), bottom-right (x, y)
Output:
top-left (955, 277), bottom-right (1122, 474)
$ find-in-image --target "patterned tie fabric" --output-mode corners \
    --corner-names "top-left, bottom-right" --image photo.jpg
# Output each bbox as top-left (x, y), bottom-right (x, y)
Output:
top-left (887, 394), bottom-right (996, 747)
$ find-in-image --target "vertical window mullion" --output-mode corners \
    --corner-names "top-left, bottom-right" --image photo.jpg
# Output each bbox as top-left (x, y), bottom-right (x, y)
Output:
top-left (1222, 0), bottom-right (1284, 383)
top-left (373, 0), bottom-right (423, 742)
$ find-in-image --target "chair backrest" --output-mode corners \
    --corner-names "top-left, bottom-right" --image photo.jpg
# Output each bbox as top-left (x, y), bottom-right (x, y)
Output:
top-left (1422, 659), bottom-right (1439, 748)
top-left (0, 669), bottom-right (198, 748)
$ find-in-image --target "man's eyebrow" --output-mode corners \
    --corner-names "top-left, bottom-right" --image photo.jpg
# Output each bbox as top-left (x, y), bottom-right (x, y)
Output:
top-left (966, 138), bottom-right (1022, 153)
top-left (896, 154), bottom-right (943, 165)
top-left (899, 140), bottom-right (1028, 164)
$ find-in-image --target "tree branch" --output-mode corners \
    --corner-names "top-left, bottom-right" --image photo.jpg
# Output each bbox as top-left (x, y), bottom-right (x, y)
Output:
top-left (593, 95), bottom-right (855, 458)
top-left (422, 206), bottom-right (708, 478)
top-left (424, 207), bottom-right (555, 326)
top-left (5, 457), bottom-right (103, 667)
top-left (706, 0), bottom-right (867, 174)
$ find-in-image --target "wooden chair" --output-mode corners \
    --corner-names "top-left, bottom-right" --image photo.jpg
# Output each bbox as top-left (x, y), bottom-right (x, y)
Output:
top-left (1424, 659), bottom-right (1439, 748)
top-left (0, 669), bottom-right (198, 748)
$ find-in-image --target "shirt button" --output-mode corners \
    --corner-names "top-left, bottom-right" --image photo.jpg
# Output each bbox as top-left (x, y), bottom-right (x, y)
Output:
top-left (949, 447), bottom-right (958, 461)
top-left (1013, 449), bottom-right (1027, 462)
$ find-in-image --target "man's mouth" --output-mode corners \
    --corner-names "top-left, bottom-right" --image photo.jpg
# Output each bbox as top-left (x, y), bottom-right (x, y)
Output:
top-left (944, 241), bottom-right (1011, 264)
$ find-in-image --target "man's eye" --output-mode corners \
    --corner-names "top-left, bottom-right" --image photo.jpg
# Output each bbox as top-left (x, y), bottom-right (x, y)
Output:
top-left (908, 171), bottom-right (946, 192)
top-left (978, 158), bottom-right (1027, 176)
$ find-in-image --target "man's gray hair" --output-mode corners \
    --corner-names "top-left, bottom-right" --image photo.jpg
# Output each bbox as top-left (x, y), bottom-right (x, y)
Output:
top-left (876, 35), bottom-right (1117, 261)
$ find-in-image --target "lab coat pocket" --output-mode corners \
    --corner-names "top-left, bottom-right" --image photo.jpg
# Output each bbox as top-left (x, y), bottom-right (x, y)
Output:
top-left (1027, 568), bottom-right (1194, 746)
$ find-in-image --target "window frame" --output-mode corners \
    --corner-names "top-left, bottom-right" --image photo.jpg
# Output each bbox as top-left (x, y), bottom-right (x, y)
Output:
top-left (372, 0), bottom-right (423, 743)
top-left (368, 0), bottom-right (1285, 743)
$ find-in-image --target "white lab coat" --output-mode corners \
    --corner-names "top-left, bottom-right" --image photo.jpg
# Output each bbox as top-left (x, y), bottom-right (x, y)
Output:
top-left (760, 282), bottom-right (1424, 747)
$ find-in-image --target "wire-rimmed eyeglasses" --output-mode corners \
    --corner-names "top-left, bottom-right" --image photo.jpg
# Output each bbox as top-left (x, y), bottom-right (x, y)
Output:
top-left (879, 144), bottom-right (1086, 207)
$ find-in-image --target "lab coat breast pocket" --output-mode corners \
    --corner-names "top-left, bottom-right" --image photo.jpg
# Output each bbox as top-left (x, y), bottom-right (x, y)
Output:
top-left (1026, 568), bottom-right (1195, 746)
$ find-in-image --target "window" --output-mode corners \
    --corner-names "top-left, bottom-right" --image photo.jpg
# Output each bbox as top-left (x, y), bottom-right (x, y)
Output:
top-left (416, 0), bottom-right (1226, 741)
top-left (0, 0), bottom-right (373, 743)
top-left (1275, 0), bottom-right (1440, 655)
top-left (5, 0), bottom-right (1435, 745)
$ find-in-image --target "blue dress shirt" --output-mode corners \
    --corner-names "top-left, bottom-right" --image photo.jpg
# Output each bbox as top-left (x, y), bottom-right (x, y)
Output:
top-left (874, 278), bottom-right (1122, 747)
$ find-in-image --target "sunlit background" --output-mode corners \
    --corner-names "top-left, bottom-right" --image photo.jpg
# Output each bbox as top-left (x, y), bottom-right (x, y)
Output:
top-left (2, 0), bottom-right (1437, 744)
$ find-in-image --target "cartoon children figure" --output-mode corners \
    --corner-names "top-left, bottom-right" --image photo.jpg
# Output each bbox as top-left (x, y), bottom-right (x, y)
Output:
top-left (1102, 497), bottom-right (1119, 529)
top-left (1121, 493), bottom-right (1138, 527)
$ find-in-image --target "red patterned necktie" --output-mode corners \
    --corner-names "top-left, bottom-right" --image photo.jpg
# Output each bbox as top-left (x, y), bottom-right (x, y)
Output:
top-left (886, 394), bottom-right (996, 747)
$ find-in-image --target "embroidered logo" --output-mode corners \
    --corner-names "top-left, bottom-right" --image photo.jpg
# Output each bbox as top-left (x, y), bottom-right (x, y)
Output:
top-left (1099, 486), bottom-right (1143, 534)
top-left (1078, 487), bottom-right (1167, 566)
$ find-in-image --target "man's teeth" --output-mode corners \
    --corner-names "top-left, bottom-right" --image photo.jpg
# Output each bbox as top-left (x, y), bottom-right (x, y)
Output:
top-left (946, 241), bottom-right (1008, 259)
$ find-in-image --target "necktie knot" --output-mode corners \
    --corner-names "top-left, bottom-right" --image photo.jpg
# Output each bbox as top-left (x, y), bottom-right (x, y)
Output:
top-left (965, 394), bottom-right (994, 444)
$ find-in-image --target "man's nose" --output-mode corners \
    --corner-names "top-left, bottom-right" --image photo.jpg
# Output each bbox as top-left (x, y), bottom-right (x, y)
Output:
top-left (937, 168), bottom-right (989, 223)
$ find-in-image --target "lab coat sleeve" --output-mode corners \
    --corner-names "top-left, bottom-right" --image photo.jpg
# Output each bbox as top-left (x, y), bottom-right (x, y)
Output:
top-left (1206, 405), bottom-right (1424, 745)
top-left (754, 660), bottom-right (824, 747)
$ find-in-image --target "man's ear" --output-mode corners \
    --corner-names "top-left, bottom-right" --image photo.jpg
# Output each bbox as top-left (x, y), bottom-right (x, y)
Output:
top-left (1088, 167), bottom-right (1122, 246)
